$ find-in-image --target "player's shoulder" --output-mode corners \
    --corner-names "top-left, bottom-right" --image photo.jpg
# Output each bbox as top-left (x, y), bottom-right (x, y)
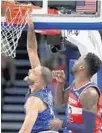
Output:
top-left (26, 96), bottom-right (42, 109)
top-left (80, 87), bottom-right (99, 108)
top-left (81, 87), bottom-right (99, 98)
top-left (27, 96), bottom-right (41, 103)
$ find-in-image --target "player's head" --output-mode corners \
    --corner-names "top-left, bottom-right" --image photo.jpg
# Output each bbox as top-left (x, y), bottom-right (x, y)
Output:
top-left (25, 66), bottom-right (52, 89)
top-left (72, 53), bottom-right (102, 78)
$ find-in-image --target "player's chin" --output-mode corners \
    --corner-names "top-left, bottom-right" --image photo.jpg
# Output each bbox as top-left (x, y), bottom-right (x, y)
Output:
top-left (24, 76), bottom-right (34, 85)
top-left (24, 76), bottom-right (29, 81)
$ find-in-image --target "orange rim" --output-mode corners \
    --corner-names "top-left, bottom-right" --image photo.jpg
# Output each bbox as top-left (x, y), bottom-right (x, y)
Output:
top-left (1, 2), bottom-right (32, 25)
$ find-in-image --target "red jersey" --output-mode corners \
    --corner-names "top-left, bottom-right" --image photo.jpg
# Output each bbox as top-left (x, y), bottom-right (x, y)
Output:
top-left (66, 82), bottom-right (101, 133)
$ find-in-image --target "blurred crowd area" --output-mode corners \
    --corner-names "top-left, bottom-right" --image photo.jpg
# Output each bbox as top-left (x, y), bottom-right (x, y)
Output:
top-left (1, 55), bottom-right (16, 88)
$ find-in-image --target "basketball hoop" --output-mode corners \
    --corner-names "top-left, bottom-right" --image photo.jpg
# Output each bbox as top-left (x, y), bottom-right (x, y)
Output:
top-left (1, 2), bottom-right (32, 58)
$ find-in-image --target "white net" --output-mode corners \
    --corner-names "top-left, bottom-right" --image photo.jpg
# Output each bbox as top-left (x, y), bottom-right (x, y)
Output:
top-left (1, 6), bottom-right (30, 58)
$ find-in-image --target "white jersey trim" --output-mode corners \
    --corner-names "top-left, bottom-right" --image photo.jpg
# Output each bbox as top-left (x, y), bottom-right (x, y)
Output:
top-left (79, 84), bottom-right (101, 99)
top-left (68, 104), bottom-right (82, 115)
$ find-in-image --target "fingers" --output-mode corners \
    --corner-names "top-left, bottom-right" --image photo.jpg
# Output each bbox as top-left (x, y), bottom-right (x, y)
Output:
top-left (49, 119), bottom-right (63, 130)
top-left (49, 120), bottom-right (54, 130)
top-left (26, 11), bottom-right (33, 25)
top-left (57, 70), bottom-right (65, 78)
top-left (52, 70), bottom-right (65, 83)
top-left (49, 120), bottom-right (57, 130)
top-left (52, 70), bottom-right (65, 77)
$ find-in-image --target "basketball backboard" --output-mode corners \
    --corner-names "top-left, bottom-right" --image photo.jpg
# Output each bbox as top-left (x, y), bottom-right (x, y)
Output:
top-left (32, 0), bottom-right (102, 29)
top-left (1, 0), bottom-right (102, 29)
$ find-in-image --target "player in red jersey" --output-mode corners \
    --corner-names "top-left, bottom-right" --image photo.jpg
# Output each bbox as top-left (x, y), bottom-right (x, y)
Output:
top-left (49, 53), bottom-right (102, 133)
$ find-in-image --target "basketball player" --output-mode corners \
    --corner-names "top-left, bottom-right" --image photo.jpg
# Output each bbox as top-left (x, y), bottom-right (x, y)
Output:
top-left (49, 53), bottom-right (102, 133)
top-left (18, 13), bottom-right (56, 133)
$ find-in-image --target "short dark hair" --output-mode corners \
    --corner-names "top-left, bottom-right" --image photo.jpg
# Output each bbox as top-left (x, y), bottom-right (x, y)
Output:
top-left (41, 66), bottom-right (52, 85)
top-left (84, 53), bottom-right (102, 77)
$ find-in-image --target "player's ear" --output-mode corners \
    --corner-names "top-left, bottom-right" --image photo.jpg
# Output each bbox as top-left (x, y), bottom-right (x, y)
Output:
top-left (79, 65), bottom-right (85, 70)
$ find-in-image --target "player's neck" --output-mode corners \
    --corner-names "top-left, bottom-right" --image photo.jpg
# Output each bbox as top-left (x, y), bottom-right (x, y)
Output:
top-left (74, 75), bottom-right (91, 89)
top-left (30, 84), bottom-right (46, 93)
top-left (29, 86), bottom-right (37, 93)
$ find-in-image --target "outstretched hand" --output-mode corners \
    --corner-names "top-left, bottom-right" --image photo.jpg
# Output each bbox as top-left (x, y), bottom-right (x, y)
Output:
top-left (52, 70), bottom-right (65, 83)
top-left (49, 118), bottom-right (63, 130)
top-left (26, 11), bottom-right (33, 25)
